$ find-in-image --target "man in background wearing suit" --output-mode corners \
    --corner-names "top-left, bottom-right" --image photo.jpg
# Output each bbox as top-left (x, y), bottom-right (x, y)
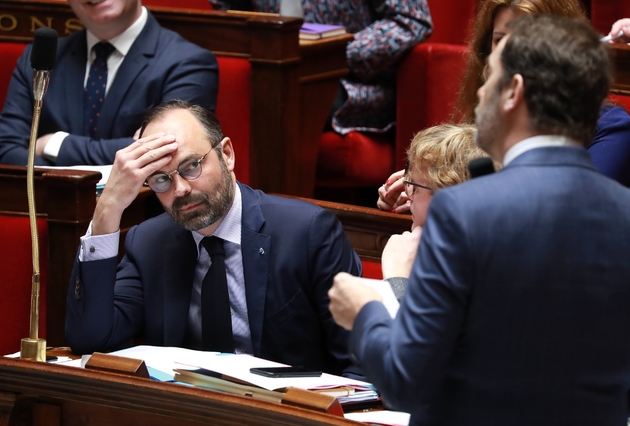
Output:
top-left (329, 14), bottom-right (630, 425)
top-left (65, 99), bottom-right (362, 377)
top-left (0, 0), bottom-right (218, 166)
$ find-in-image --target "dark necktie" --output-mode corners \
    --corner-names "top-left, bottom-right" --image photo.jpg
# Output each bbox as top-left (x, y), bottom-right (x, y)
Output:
top-left (83, 42), bottom-right (115, 138)
top-left (201, 236), bottom-right (234, 353)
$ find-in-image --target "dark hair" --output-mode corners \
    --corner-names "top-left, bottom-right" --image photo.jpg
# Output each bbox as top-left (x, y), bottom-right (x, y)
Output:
top-left (498, 14), bottom-right (611, 145)
top-left (454, 0), bottom-right (587, 123)
top-left (139, 99), bottom-right (224, 148)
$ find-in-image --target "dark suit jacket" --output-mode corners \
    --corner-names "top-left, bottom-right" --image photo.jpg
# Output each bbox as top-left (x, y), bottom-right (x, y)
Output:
top-left (0, 11), bottom-right (218, 166)
top-left (350, 146), bottom-right (630, 425)
top-left (66, 183), bottom-right (362, 376)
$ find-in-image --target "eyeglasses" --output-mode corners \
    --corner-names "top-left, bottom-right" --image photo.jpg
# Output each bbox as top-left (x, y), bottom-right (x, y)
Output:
top-left (403, 180), bottom-right (432, 197)
top-left (144, 148), bottom-right (213, 193)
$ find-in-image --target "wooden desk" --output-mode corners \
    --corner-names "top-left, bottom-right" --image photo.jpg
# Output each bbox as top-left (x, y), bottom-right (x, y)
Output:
top-left (0, 0), bottom-right (352, 197)
top-left (282, 195), bottom-right (413, 263)
top-left (0, 357), bottom-right (358, 426)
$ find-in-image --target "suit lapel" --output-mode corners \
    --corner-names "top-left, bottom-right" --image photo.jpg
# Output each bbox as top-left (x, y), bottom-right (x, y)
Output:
top-left (62, 32), bottom-right (88, 133)
top-left (239, 184), bottom-right (271, 356)
top-left (96, 13), bottom-right (158, 138)
top-left (162, 226), bottom-right (197, 346)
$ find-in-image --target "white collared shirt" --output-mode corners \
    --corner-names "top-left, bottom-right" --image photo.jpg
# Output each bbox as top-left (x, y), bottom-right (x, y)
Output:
top-left (503, 135), bottom-right (581, 166)
top-left (44, 7), bottom-right (148, 161)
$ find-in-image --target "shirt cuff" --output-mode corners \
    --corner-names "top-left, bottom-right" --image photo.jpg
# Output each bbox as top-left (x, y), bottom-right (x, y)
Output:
top-left (79, 221), bottom-right (120, 262)
top-left (42, 131), bottom-right (69, 163)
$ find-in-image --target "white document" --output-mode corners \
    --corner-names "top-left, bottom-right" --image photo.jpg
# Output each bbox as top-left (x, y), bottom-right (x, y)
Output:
top-left (109, 346), bottom-right (372, 391)
top-left (186, 353), bottom-right (373, 391)
top-left (345, 410), bottom-right (410, 426)
top-left (356, 277), bottom-right (400, 318)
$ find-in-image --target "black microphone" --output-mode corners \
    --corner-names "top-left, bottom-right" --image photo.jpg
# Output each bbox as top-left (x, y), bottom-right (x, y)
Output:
top-left (468, 157), bottom-right (495, 179)
top-left (30, 27), bottom-right (58, 102)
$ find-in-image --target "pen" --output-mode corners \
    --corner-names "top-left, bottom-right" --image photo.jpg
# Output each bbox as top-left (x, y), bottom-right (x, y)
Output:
top-left (601, 30), bottom-right (624, 42)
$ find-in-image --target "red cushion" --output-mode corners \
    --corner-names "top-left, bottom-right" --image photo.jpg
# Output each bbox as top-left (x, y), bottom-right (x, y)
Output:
top-left (395, 43), bottom-right (469, 170)
top-left (316, 131), bottom-right (394, 187)
top-left (0, 42), bottom-right (27, 111)
top-left (0, 216), bottom-right (48, 356)
top-left (215, 56), bottom-right (252, 185)
top-left (361, 260), bottom-right (383, 280)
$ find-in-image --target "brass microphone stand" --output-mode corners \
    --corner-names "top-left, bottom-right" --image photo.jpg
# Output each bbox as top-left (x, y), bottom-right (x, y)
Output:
top-left (20, 70), bottom-right (51, 362)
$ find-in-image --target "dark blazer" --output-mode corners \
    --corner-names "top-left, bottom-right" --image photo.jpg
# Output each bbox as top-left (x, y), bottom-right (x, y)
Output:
top-left (0, 11), bottom-right (218, 166)
top-left (66, 183), bottom-right (362, 376)
top-left (350, 146), bottom-right (630, 425)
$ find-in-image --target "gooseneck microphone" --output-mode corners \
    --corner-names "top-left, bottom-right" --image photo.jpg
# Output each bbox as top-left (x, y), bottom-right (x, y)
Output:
top-left (31, 27), bottom-right (58, 103)
top-left (21, 27), bottom-right (58, 362)
top-left (468, 157), bottom-right (495, 179)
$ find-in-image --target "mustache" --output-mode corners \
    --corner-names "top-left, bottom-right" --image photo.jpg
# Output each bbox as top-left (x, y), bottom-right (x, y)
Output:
top-left (171, 192), bottom-right (209, 211)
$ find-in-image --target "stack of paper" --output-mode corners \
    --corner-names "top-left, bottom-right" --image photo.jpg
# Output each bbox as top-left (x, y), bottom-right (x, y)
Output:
top-left (110, 346), bottom-right (380, 407)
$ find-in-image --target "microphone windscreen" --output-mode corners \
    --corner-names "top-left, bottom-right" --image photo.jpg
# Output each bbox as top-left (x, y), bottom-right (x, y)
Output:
top-left (468, 157), bottom-right (495, 179)
top-left (31, 27), bottom-right (58, 71)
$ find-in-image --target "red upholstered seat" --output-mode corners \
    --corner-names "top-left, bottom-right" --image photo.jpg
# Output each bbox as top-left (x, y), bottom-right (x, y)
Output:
top-left (395, 42), bottom-right (469, 170)
top-left (317, 43), bottom-right (470, 185)
top-left (0, 42), bottom-right (27, 110)
top-left (315, 0), bottom-right (476, 192)
top-left (0, 216), bottom-right (48, 356)
top-left (316, 131), bottom-right (394, 187)
top-left (426, 0), bottom-right (476, 44)
top-left (215, 56), bottom-right (252, 185)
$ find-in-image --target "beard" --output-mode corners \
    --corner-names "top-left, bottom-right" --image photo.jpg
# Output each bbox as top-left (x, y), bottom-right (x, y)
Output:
top-left (474, 86), bottom-right (503, 155)
top-left (165, 154), bottom-right (235, 231)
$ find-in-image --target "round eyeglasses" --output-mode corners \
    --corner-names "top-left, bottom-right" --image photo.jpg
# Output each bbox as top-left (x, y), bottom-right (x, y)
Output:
top-left (403, 180), bottom-right (432, 197)
top-left (144, 149), bottom-right (213, 193)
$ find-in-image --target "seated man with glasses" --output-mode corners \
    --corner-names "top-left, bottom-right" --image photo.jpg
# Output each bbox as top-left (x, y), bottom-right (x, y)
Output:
top-left (65, 99), bottom-right (363, 378)
top-left (381, 124), bottom-right (499, 299)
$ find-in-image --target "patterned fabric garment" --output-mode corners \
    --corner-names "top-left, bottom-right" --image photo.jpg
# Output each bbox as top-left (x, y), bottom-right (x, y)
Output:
top-left (209, 0), bottom-right (432, 134)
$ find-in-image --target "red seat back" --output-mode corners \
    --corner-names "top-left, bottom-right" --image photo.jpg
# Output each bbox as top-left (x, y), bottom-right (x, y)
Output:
top-left (0, 216), bottom-right (48, 356)
top-left (0, 42), bottom-right (27, 111)
top-left (426, 0), bottom-right (476, 45)
top-left (215, 56), bottom-right (252, 185)
top-left (590, 1), bottom-right (630, 35)
top-left (395, 43), bottom-right (469, 170)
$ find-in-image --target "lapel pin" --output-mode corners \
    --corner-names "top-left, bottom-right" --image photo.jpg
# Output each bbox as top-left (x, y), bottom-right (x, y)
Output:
top-left (259, 248), bottom-right (265, 255)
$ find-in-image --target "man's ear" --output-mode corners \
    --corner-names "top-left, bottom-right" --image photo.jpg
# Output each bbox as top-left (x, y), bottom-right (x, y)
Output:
top-left (219, 137), bottom-right (235, 173)
top-left (502, 74), bottom-right (525, 112)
